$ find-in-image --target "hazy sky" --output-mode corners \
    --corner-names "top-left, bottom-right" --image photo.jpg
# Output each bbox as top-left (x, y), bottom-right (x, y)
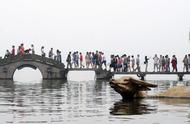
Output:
top-left (0, 0), bottom-right (189, 80)
top-left (1, 0), bottom-right (190, 57)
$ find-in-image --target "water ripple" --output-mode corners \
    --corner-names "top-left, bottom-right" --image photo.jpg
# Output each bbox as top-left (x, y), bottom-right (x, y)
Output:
top-left (0, 80), bottom-right (189, 124)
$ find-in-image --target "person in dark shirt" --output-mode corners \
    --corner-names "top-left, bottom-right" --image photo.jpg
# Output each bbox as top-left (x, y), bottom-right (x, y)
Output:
top-left (144, 56), bottom-right (150, 72)
top-left (66, 52), bottom-right (72, 69)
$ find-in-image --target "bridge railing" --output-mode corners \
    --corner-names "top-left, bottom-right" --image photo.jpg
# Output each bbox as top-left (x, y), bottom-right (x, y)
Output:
top-left (0, 54), bottom-right (65, 68)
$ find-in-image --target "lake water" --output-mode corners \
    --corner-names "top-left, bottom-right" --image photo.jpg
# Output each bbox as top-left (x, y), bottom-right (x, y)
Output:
top-left (0, 73), bottom-right (190, 124)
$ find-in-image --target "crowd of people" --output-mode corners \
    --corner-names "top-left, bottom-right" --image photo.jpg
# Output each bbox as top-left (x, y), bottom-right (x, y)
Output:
top-left (109, 54), bottom-right (190, 72)
top-left (40, 47), bottom-right (62, 63)
top-left (66, 51), bottom-right (106, 69)
top-left (110, 54), bottom-right (140, 72)
top-left (3, 43), bottom-right (62, 63)
top-left (2, 44), bottom-right (190, 72)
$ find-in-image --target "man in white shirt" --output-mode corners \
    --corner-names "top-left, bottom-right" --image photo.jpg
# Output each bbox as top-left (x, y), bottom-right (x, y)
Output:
top-left (153, 54), bottom-right (159, 72)
top-left (135, 54), bottom-right (140, 72)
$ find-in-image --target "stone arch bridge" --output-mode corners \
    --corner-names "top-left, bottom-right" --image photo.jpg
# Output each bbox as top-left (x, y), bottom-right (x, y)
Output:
top-left (0, 54), bottom-right (189, 81)
top-left (0, 54), bottom-right (112, 80)
top-left (0, 54), bottom-right (67, 80)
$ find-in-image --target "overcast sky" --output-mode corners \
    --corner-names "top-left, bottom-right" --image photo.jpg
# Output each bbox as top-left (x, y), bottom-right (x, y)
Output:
top-left (1, 0), bottom-right (189, 80)
top-left (1, 0), bottom-right (190, 57)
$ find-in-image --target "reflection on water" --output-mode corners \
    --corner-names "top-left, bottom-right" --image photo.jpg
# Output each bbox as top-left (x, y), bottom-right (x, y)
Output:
top-left (0, 79), bottom-right (189, 124)
top-left (110, 99), bottom-right (157, 115)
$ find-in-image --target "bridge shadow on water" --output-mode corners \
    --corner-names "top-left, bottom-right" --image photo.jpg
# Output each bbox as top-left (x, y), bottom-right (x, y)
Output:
top-left (0, 80), bottom-right (15, 93)
top-left (41, 80), bottom-right (67, 89)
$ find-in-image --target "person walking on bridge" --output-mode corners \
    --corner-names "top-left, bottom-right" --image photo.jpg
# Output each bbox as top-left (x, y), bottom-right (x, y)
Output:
top-left (135, 54), bottom-right (140, 72)
top-left (131, 55), bottom-right (135, 72)
top-left (66, 52), bottom-right (72, 69)
top-left (171, 55), bottom-right (177, 72)
top-left (158, 55), bottom-right (162, 72)
top-left (165, 55), bottom-right (170, 72)
top-left (76, 51), bottom-right (79, 68)
top-left (153, 54), bottom-right (159, 72)
top-left (144, 56), bottom-right (150, 72)
top-left (80, 52), bottom-right (85, 68)
top-left (188, 54), bottom-right (190, 72)
top-left (4, 50), bottom-right (10, 58)
top-left (101, 52), bottom-right (107, 69)
top-left (123, 54), bottom-right (128, 72)
top-left (11, 45), bottom-right (15, 56)
top-left (41, 46), bottom-right (46, 57)
top-left (31, 44), bottom-right (35, 54)
top-left (49, 48), bottom-right (54, 59)
top-left (183, 55), bottom-right (188, 72)
top-left (161, 56), bottom-right (165, 72)
top-left (20, 43), bottom-right (25, 56)
top-left (85, 52), bottom-right (90, 68)
top-left (56, 49), bottom-right (62, 63)
top-left (127, 56), bottom-right (131, 72)
top-left (72, 52), bottom-right (77, 68)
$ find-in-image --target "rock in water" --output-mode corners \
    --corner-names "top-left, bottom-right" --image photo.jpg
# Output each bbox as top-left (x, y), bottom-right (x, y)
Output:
top-left (155, 86), bottom-right (190, 98)
top-left (109, 76), bottom-right (157, 100)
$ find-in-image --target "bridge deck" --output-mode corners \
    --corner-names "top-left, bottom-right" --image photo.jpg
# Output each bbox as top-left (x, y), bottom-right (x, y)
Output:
top-left (113, 72), bottom-right (190, 75)
top-left (66, 68), bottom-right (190, 81)
top-left (68, 68), bottom-right (190, 75)
top-left (68, 68), bottom-right (97, 71)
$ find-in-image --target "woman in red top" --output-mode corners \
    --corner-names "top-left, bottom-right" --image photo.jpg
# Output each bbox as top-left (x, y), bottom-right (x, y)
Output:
top-left (80, 53), bottom-right (84, 68)
top-left (20, 44), bottom-right (25, 56)
top-left (171, 55), bottom-right (177, 72)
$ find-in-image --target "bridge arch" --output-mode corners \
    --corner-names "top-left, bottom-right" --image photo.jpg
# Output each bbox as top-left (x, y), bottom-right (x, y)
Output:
top-left (0, 54), bottom-right (66, 80)
top-left (12, 63), bottom-right (44, 80)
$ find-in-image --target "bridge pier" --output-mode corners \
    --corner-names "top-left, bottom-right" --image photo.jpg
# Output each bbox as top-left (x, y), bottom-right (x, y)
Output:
top-left (137, 72), bottom-right (146, 80)
top-left (60, 69), bottom-right (68, 80)
top-left (64, 68), bottom-right (113, 80)
top-left (178, 74), bottom-right (184, 81)
top-left (44, 67), bottom-right (67, 80)
top-left (95, 69), bottom-right (113, 80)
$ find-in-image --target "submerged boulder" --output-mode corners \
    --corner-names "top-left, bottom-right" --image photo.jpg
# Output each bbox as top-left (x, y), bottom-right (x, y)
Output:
top-left (110, 76), bottom-right (157, 100)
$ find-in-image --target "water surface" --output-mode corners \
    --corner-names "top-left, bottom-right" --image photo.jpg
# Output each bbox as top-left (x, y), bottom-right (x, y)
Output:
top-left (0, 79), bottom-right (189, 124)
